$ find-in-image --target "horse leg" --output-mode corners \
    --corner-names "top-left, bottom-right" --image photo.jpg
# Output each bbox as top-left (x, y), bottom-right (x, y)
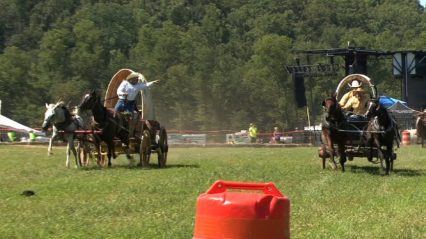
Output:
top-left (92, 135), bottom-right (103, 167)
top-left (377, 146), bottom-right (389, 175)
top-left (48, 133), bottom-right (56, 156)
top-left (69, 138), bottom-right (79, 168)
top-left (374, 137), bottom-right (387, 174)
top-left (82, 142), bottom-right (91, 166)
top-left (65, 139), bottom-right (71, 168)
top-left (76, 141), bottom-right (84, 167)
top-left (106, 141), bottom-right (115, 167)
top-left (338, 143), bottom-right (346, 172)
top-left (94, 143), bottom-right (104, 167)
top-left (320, 145), bottom-right (327, 169)
top-left (339, 159), bottom-right (346, 172)
top-left (387, 144), bottom-right (393, 175)
top-left (124, 144), bottom-right (132, 160)
top-left (324, 134), bottom-right (337, 170)
top-left (384, 151), bottom-right (390, 175)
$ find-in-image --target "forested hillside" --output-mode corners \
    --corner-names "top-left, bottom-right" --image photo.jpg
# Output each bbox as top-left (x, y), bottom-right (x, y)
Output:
top-left (0, 0), bottom-right (425, 132)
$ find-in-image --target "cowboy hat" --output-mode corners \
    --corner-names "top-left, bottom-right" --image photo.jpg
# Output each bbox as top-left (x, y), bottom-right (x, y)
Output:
top-left (348, 80), bottom-right (362, 88)
top-left (126, 72), bottom-right (140, 81)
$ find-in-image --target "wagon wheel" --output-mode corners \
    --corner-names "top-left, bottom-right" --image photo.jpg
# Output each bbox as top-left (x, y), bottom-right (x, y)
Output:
top-left (139, 129), bottom-right (152, 167)
top-left (157, 127), bottom-right (168, 168)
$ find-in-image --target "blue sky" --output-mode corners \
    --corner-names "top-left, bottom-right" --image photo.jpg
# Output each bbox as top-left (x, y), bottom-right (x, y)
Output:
top-left (421, 0), bottom-right (426, 6)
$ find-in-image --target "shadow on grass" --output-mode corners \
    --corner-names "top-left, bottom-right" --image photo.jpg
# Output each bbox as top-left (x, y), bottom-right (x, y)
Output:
top-left (349, 165), bottom-right (424, 177)
top-left (78, 163), bottom-right (200, 171)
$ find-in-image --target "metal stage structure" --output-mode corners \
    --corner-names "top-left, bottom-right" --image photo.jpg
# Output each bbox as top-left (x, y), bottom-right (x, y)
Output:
top-left (286, 47), bottom-right (426, 110)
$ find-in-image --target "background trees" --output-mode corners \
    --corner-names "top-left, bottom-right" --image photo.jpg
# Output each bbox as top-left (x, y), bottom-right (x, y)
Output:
top-left (0, 0), bottom-right (425, 132)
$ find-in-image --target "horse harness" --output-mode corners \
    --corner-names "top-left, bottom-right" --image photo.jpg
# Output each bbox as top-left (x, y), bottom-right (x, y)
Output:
top-left (54, 107), bottom-right (81, 131)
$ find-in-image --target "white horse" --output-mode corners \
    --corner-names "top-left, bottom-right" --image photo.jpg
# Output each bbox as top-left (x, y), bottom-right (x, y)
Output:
top-left (45, 107), bottom-right (89, 157)
top-left (42, 102), bottom-right (84, 168)
top-left (46, 124), bottom-right (59, 156)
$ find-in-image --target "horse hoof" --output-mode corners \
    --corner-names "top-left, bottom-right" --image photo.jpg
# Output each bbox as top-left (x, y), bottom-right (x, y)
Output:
top-left (328, 160), bottom-right (337, 170)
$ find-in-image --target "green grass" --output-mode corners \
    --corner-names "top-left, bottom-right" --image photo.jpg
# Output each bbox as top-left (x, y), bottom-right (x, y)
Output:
top-left (0, 144), bottom-right (425, 239)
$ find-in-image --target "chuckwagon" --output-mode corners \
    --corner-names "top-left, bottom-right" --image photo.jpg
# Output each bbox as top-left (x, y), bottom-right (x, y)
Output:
top-left (105, 68), bottom-right (168, 167)
top-left (319, 74), bottom-right (400, 174)
top-left (78, 68), bottom-right (168, 168)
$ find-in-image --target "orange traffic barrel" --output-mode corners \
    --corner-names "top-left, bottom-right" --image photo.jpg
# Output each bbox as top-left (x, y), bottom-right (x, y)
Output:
top-left (193, 180), bottom-right (290, 239)
top-left (402, 130), bottom-right (410, 145)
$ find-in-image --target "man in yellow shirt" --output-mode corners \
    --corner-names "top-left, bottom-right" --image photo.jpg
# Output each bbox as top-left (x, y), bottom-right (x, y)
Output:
top-left (249, 123), bottom-right (258, 143)
top-left (339, 80), bottom-right (370, 115)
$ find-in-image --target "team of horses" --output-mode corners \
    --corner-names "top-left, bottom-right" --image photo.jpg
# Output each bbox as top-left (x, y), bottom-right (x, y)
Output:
top-left (42, 89), bottom-right (166, 169)
top-left (42, 91), bottom-right (135, 168)
top-left (321, 95), bottom-right (401, 175)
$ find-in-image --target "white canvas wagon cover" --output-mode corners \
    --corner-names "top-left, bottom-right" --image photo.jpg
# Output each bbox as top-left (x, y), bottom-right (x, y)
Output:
top-left (104, 68), bottom-right (155, 120)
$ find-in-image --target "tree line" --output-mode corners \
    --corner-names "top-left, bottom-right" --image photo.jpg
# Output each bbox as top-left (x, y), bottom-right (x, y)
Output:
top-left (0, 0), bottom-right (425, 133)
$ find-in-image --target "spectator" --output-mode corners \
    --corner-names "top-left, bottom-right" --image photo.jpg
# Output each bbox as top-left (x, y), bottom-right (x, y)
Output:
top-left (249, 123), bottom-right (258, 143)
top-left (272, 127), bottom-right (281, 144)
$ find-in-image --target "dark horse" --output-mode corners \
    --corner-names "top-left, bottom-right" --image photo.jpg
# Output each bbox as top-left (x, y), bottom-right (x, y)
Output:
top-left (365, 100), bottom-right (400, 175)
top-left (321, 96), bottom-right (348, 171)
top-left (78, 90), bottom-right (131, 167)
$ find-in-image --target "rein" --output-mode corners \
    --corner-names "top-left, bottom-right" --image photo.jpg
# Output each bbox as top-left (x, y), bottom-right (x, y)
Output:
top-left (102, 95), bottom-right (119, 103)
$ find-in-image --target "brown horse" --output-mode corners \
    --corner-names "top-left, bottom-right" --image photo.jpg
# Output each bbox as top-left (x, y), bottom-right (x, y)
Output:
top-left (321, 96), bottom-right (348, 171)
top-left (365, 100), bottom-right (400, 175)
top-left (416, 111), bottom-right (426, 147)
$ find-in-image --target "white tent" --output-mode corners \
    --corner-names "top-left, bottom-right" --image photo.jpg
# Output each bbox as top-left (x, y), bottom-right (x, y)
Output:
top-left (0, 114), bottom-right (42, 134)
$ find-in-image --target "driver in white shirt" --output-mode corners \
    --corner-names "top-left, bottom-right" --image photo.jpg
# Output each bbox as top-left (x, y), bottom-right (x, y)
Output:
top-left (114, 72), bottom-right (159, 113)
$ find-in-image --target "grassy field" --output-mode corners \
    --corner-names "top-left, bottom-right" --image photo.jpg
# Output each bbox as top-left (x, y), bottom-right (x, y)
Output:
top-left (0, 144), bottom-right (425, 239)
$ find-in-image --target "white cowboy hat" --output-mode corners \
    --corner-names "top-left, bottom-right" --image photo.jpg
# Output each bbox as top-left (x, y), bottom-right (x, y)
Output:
top-left (348, 80), bottom-right (362, 88)
top-left (126, 72), bottom-right (140, 81)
